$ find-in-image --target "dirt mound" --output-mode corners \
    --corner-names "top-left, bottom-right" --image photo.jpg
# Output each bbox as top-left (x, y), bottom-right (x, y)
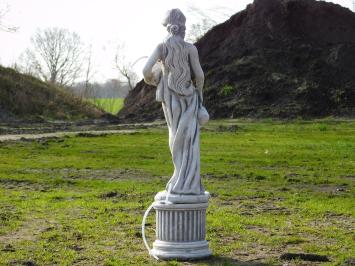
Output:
top-left (118, 0), bottom-right (355, 121)
top-left (0, 66), bottom-right (104, 122)
top-left (117, 80), bottom-right (162, 122)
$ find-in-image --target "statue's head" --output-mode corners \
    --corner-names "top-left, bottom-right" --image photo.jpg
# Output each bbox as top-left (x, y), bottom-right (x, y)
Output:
top-left (162, 9), bottom-right (186, 39)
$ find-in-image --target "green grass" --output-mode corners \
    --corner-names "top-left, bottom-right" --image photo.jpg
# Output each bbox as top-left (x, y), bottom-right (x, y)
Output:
top-left (88, 98), bottom-right (124, 114)
top-left (0, 119), bottom-right (354, 265)
top-left (220, 85), bottom-right (235, 97)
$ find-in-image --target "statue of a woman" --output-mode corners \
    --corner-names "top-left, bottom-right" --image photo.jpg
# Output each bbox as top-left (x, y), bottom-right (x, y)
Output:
top-left (143, 8), bottom-right (208, 196)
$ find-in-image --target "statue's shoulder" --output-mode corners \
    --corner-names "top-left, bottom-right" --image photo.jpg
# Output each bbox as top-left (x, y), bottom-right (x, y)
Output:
top-left (157, 42), bottom-right (164, 49)
top-left (185, 42), bottom-right (199, 56)
top-left (185, 42), bottom-right (196, 50)
top-left (155, 43), bottom-right (165, 60)
top-left (154, 43), bottom-right (164, 52)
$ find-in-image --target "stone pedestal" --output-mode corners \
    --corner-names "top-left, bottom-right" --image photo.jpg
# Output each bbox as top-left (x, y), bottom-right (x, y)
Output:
top-left (150, 191), bottom-right (211, 260)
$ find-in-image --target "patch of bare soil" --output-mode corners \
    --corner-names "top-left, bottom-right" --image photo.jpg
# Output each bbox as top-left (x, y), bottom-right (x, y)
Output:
top-left (308, 213), bottom-right (354, 233)
top-left (0, 120), bottom-right (166, 138)
top-left (0, 218), bottom-right (55, 247)
top-left (212, 235), bottom-right (281, 265)
top-left (23, 168), bottom-right (150, 181)
top-left (0, 168), bottom-right (157, 194)
top-left (0, 178), bottom-right (48, 192)
top-left (194, 256), bottom-right (270, 266)
top-left (0, 129), bottom-right (137, 142)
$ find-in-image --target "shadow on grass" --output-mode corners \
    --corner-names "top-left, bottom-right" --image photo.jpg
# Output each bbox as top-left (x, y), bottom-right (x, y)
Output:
top-left (197, 255), bottom-right (268, 266)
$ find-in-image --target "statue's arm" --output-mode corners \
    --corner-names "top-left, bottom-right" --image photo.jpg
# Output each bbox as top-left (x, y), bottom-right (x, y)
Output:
top-left (189, 45), bottom-right (204, 103)
top-left (143, 44), bottom-right (162, 86)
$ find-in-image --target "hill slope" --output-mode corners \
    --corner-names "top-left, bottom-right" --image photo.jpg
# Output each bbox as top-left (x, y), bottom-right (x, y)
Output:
top-left (118, 0), bottom-right (355, 122)
top-left (0, 66), bottom-right (103, 122)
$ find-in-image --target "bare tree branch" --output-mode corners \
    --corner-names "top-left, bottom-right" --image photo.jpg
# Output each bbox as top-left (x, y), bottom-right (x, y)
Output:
top-left (114, 42), bottom-right (139, 91)
top-left (82, 44), bottom-right (98, 98)
top-left (186, 5), bottom-right (233, 43)
top-left (0, 3), bottom-right (18, 32)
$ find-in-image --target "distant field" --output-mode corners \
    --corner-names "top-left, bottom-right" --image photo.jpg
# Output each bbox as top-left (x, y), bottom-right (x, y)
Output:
top-left (0, 119), bottom-right (354, 265)
top-left (88, 98), bottom-right (124, 114)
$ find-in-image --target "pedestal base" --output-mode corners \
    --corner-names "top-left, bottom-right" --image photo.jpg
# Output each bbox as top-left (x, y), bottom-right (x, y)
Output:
top-left (151, 193), bottom-right (211, 260)
top-left (152, 240), bottom-right (211, 260)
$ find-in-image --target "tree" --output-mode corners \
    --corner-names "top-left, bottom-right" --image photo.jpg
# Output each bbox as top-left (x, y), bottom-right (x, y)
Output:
top-left (22, 27), bottom-right (83, 86)
top-left (0, 2), bottom-right (18, 32)
top-left (114, 42), bottom-right (140, 91)
top-left (186, 5), bottom-right (232, 43)
top-left (187, 18), bottom-right (216, 43)
top-left (83, 44), bottom-right (97, 98)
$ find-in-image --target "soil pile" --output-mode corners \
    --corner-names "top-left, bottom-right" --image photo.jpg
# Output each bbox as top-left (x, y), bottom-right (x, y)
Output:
top-left (0, 66), bottom-right (104, 122)
top-left (118, 0), bottom-right (355, 121)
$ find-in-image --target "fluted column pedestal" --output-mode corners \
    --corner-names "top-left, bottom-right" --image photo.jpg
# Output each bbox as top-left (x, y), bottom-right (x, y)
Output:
top-left (151, 191), bottom-right (211, 260)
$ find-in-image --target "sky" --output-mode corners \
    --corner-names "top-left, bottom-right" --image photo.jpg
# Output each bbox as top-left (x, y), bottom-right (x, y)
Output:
top-left (0, 0), bottom-right (353, 82)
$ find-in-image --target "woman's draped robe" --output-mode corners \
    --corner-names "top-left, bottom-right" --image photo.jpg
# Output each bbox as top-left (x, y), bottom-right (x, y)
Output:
top-left (157, 58), bottom-right (205, 196)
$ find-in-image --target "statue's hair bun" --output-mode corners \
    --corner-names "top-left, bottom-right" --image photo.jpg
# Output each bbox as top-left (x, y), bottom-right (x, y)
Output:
top-left (167, 24), bottom-right (179, 35)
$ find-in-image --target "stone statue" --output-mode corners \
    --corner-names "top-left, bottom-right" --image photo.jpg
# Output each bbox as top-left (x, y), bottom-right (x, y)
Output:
top-left (142, 8), bottom-right (211, 260)
top-left (143, 8), bottom-right (209, 197)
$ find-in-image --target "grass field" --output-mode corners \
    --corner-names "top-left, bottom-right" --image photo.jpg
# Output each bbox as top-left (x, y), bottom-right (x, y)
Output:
top-left (0, 120), bottom-right (354, 265)
top-left (88, 98), bottom-right (124, 114)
